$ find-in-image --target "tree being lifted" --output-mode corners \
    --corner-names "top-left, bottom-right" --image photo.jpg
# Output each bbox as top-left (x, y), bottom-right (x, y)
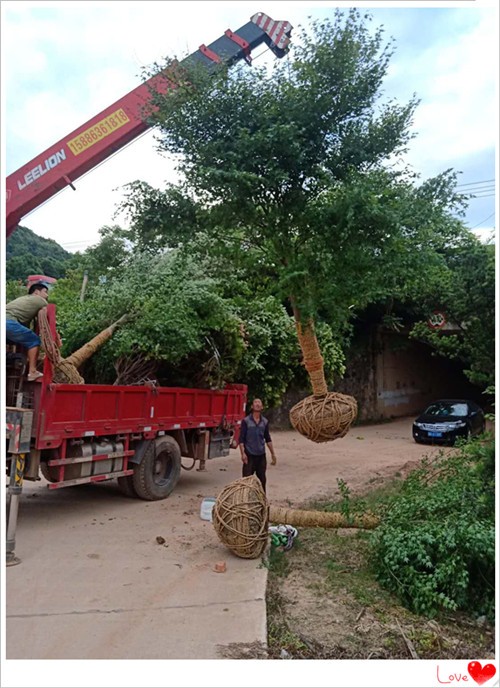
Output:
top-left (120, 9), bottom-right (466, 442)
top-left (38, 309), bottom-right (130, 383)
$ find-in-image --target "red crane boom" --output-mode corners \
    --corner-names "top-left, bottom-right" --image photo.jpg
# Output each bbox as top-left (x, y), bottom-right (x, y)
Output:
top-left (5, 12), bottom-right (292, 238)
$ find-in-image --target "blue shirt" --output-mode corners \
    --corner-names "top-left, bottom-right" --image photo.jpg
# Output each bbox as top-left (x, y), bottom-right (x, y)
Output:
top-left (239, 414), bottom-right (272, 456)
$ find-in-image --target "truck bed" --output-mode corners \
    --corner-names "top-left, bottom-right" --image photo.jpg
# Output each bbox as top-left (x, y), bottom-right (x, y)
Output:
top-left (33, 381), bottom-right (247, 449)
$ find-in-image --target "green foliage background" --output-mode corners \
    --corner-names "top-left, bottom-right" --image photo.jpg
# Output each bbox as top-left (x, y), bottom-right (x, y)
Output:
top-left (370, 437), bottom-right (495, 620)
top-left (6, 225), bottom-right (72, 280)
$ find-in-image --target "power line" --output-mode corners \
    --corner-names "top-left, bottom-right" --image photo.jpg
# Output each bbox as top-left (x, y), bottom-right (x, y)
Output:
top-left (461, 190), bottom-right (495, 197)
top-left (469, 212), bottom-right (495, 230)
top-left (458, 186), bottom-right (495, 194)
top-left (455, 178), bottom-right (495, 188)
top-left (459, 184), bottom-right (495, 190)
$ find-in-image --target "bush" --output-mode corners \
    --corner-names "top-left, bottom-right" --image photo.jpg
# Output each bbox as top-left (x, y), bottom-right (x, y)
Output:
top-left (370, 438), bottom-right (495, 620)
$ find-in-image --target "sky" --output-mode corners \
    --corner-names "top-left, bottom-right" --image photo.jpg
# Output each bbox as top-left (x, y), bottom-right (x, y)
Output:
top-left (1, 0), bottom-right (498, 255)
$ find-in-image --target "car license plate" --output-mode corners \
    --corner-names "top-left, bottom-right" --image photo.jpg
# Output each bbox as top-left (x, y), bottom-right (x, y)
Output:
top-left (428, 431), bottom-right (442, 438)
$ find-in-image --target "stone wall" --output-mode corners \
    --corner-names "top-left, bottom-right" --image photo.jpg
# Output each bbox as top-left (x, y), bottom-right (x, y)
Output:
top-left (266, 328), bottom-right (480, 428)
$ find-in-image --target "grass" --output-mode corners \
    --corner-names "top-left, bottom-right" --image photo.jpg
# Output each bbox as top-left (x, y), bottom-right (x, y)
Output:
top-left (304, 476), bottom-right (405, 524)
top-left (263, 544), bottom-right (291, 578)
top-left (265, 476), bottom-right (495, 659)
top-left (265, 547), bottom-right (308, 656)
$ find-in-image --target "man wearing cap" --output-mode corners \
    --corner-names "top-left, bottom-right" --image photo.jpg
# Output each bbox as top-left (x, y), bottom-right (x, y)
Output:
top-left (6, 282), bottom-right (49, 381)
top-left (239, 398), bottom-right (277, 493)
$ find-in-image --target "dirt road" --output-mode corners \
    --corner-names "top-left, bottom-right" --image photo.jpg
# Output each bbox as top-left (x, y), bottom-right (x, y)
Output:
top-left (6, 418), bottom-right (445, 659)
top-left (267, 417), bottom-right (449, 506)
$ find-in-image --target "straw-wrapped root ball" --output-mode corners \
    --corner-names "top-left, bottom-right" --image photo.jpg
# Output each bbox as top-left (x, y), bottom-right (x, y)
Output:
top-left (289, 392), bottom-right (358, 443)
top-left (213, 476), bottom-right (380, 559)
top-left (53, 360), bottom-right (85, 384)
top-left (212, 476), bottom-right (269, 559)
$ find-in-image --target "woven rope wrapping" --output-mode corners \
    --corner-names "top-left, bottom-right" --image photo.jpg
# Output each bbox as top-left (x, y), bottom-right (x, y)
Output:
top-left (269, 506), bottom-right (379, 530)
top-left (295, 319), bottom-right (327, 396)
top-left (212, 476), bottom-right (269, 559)
top-left (53, 360), bottom-right (85, 384)
top-left (38, 308), bottom-right (61, 365)
top-left (213, 476), bottom-right (380, 559)
top-left (38, 308), bottom-right (84, 384)
top-left (290, 392), bottom-right (358, 443)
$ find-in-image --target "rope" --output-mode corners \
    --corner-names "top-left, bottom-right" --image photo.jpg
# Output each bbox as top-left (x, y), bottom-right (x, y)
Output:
top-left (212, 476), bottom-right (380, 559)
top-left (289, 392), bottom-right (358, 443)
top-left (295, 319), bottom-right (328, 396)
top-left (269, 506), bottom-right (379, 530)
top-left (212, 476), bottom-right (269, 559)
top-left (37, 308), bottom-right (84, 384)
top-left (38, 308), bottom-right (62, 366)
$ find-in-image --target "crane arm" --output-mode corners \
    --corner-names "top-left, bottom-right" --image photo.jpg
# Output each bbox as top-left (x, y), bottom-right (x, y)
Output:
top-left (6, 12), bottom-right (292, 238)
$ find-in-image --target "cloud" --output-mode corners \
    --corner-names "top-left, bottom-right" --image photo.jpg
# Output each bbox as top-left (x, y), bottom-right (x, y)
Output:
top-left (380, 8), bottom-right (497, 178)
top-left (3, 2), bottom-right (497, 249)
top-left (471, 227), bottom-right (496, 244)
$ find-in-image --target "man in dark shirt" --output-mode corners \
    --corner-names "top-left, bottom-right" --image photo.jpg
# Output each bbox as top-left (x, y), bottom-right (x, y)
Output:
top-left (239, 398), bottom-right (277, 493)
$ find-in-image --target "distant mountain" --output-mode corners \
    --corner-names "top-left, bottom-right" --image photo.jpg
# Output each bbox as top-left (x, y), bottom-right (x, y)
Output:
top-left (6, 225), bottom-right (73, 281)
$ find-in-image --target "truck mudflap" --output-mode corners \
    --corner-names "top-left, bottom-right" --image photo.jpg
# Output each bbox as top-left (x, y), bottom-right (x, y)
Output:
top-left (6, 407), bottom-right (33, 455)
top-left (6, 408), bottom-right (33, 566)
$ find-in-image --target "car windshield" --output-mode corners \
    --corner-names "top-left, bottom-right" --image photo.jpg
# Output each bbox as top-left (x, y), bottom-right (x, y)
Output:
top-left (424, 402), bottom-right (468, 417)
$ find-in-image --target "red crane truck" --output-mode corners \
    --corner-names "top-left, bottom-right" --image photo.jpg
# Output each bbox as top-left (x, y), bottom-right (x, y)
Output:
top-left (5, 12), bottom-right (293, 564)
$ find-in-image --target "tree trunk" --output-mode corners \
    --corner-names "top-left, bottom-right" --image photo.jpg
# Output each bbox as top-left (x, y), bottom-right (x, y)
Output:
top-left (269, 505), bottom-right (379, 530)
top-left (291, 302), bottom-right (328, 396)
top-left (64, 313), bottom-right (130, 369)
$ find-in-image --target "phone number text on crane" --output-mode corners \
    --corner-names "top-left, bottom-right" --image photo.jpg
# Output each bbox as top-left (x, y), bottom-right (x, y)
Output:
top-left (67, 109), bottom-right (130, 156)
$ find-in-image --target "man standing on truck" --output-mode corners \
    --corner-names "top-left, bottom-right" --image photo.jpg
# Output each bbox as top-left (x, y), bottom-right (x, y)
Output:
top-left (6, 281), bottom-right (49, 381)
top-left (239, 398), bottom-right (277, 493)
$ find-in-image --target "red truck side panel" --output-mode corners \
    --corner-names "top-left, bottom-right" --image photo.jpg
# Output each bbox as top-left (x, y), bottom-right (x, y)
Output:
top-left (34, 382), bottom-right (247, 449)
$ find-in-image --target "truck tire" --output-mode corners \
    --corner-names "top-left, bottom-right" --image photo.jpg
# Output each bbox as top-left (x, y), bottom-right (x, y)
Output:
top-left (117, 475), bottom-right (137, 498)
top-left (40, 462), bottom-right (57, 482)
top-left (132, 436), bottom-right (181, 501)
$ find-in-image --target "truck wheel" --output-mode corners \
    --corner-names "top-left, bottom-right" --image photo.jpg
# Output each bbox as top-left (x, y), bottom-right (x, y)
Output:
top-left (117, 475), bottom-right (137, 498)
top-left (132, 436), bottom-right (181, 501)
top-left (40, 462), bottom-right (57, 483)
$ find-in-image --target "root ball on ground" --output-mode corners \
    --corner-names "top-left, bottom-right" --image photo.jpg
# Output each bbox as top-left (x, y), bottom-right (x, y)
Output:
top-left (212, 476), bottom-right (268, 559)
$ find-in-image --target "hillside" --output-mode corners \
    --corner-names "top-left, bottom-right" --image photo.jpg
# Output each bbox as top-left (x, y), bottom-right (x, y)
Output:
top-left (6, 225), bottom-right (73, 281)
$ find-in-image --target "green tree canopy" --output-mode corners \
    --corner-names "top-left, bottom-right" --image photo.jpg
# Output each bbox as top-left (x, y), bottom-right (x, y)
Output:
top-left (121, 10), bottom-right (467, 328)
top-left (409, 236), bottom-right (495, 387)
top-left (30, 9), bottom-right (493, 409)
top-left (51, 249), bottom-right (345, 406)
top-left (115, 9), bottom-right (469, 413)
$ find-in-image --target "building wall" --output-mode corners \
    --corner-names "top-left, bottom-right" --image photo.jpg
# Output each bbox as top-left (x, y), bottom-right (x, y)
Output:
top-left (370, 331), bottom-right (479, 420)
top-left (267, 327), bottom-right (480, 427)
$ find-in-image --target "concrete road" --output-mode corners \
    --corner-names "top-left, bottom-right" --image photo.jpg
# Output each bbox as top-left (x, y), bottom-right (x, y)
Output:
top-left (6, 456), bottom-right (267, 660)
top-left (6, 419), bottom-right (444, 659)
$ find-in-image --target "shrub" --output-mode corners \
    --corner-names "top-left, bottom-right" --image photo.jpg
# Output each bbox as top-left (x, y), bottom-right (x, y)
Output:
top-left (370, 438), bottom-right (495, 620)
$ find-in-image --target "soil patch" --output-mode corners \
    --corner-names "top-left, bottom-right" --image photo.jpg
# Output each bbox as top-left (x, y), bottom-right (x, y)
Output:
top-left (266, 473), bottom-right (495, 660)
